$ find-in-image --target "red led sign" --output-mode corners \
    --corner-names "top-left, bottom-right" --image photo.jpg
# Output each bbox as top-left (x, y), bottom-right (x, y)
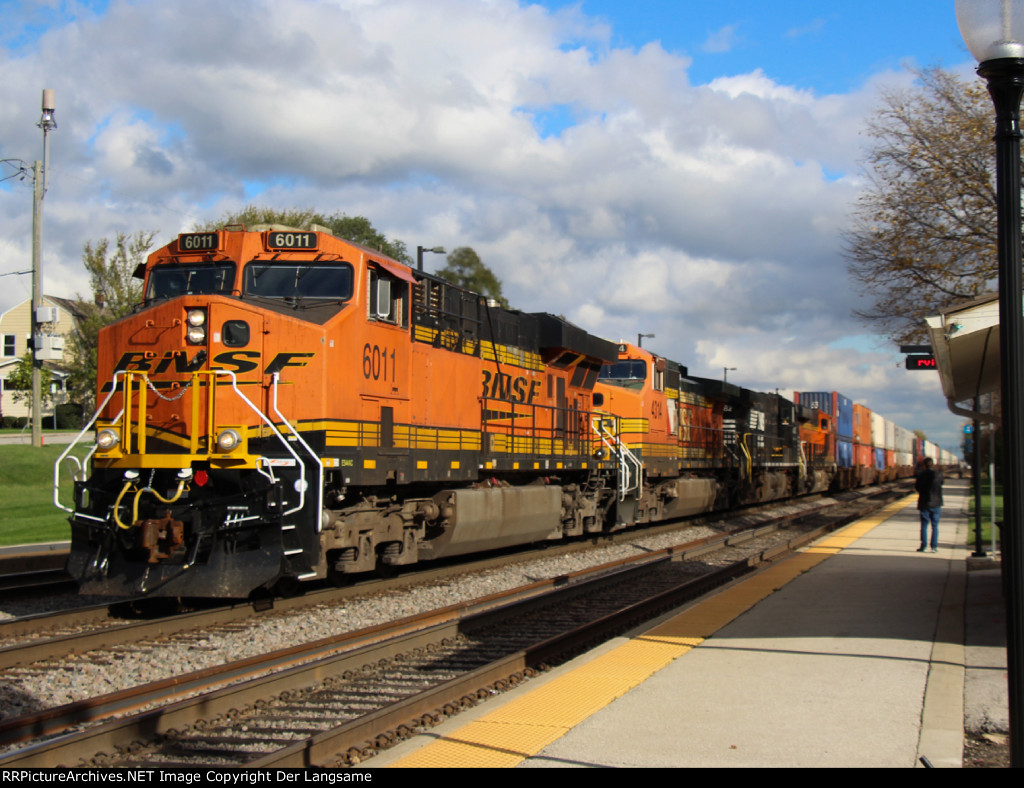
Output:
top-left (906, 355), bottom-right (937, 370)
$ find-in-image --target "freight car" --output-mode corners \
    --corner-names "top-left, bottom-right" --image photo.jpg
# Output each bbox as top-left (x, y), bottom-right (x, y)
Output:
top-left (55, 226), bottom-right (930, 599)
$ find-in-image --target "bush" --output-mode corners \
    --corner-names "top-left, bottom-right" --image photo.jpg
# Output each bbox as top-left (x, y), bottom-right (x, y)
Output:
top-left (55, 403), bottom-right (84, 430)
top-left (1, 407), bottom-right (84, 430)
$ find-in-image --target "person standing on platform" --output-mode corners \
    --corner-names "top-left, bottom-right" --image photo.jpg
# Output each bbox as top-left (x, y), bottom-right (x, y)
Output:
top-left (915, 458), bottom-right (943, 553)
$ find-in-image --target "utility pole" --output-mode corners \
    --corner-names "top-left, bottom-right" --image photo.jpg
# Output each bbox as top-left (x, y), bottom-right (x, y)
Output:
top-left (31, 89), bottom-right (56, 448)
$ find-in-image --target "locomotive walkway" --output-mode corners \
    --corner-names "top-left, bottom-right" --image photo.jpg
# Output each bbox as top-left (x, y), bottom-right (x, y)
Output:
top-left (372, 479), bottom-right (1008, 768)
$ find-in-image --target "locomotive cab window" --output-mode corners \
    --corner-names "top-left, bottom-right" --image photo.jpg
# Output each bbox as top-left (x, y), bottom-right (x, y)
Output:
top-left (244, 262), bottom-right (353, 301)
top-left (368, 268), bottom-right (408, 328)
top-left (222, 320), bottom-right (250, 347)
top-left (147, 264), bottom-right (236, 301)
top-left (598, 360), bottom-right (647, 390)
top-left (653, 358), bottom-right (666, 392)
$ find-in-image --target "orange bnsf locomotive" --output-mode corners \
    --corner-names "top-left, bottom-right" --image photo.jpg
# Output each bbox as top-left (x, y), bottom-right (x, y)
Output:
top-left (56, 226), bottom-right (923, 599)
top-left (59, 226), bottom-right (627, 597)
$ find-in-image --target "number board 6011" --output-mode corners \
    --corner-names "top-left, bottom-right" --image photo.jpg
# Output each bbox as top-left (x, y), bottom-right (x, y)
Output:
top-left (267, 231), bottom-right (318, 250)
top-left (178, 233), bottom-right (219, 252)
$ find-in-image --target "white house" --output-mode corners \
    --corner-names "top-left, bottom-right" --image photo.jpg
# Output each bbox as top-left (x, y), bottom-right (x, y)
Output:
top-left (0, 296), bottom-right (83, 423)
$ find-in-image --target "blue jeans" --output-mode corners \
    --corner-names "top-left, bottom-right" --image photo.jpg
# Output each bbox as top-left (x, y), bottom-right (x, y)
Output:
top-left (919, 507), bottom-right (941, 550)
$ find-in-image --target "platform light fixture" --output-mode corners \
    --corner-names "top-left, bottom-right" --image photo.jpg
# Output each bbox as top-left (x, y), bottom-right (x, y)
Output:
top-left (956, 0), bottom-right (1024, 765)
top-left (416, 245), bottom-right (446, 272)
top-left (637, 332), bottom-right (654, 348)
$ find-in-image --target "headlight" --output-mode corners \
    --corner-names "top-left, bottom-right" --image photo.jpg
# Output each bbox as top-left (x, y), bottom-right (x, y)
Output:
top-left (216, 429), bottom-right (242, 452)
top-left (96, 429), bottom-right (120, 450)
top-left (186, 309), bottom-right (207, 344)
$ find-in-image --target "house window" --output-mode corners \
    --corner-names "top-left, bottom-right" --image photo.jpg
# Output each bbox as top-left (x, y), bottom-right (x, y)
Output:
top-left (2, 334), bottom-right (15, 357)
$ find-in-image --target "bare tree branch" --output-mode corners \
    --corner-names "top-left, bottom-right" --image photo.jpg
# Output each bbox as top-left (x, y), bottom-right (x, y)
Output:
top-left (845, 67), bottom-right (1005, 343)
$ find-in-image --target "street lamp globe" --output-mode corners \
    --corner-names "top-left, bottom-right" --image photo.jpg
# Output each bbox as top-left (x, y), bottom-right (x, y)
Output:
top-left (956, 0), bottom-right (1024, 61)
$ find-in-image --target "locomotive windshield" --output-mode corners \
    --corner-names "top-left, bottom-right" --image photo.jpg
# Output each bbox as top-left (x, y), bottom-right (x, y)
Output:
top-left (243, 262), bottom-right (354, 301)
top-left (598, 360), bottom-right (647, 389)
top-left (147, 264), bottom-right (236, 300)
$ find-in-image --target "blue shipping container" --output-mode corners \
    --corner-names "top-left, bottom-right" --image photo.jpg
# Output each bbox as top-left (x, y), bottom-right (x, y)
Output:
top-left (837, 439), bottom-right (853, 468)
top-left (796, 391), bottom-right (854, 441)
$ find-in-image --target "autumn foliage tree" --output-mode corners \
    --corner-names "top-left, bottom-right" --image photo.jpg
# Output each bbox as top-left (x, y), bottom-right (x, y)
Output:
top-left (845, 67), bottom-right (1002, 343)
top-left (66, 231), bottom-right (155, 405)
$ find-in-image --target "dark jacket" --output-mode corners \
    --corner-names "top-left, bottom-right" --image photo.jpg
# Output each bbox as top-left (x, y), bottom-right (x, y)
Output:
top-left (915, 467), bottom-right (944, 510)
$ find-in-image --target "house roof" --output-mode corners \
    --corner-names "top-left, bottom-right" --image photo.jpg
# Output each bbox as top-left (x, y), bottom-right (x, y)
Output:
top-left (1, 294), bottom-right (89, 322)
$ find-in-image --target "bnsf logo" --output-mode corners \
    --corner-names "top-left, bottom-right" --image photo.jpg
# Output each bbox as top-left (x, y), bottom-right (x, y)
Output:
top-left (482, 370), bottom-right (541, 404)
top-left (113, 351), bottom-right (314, 375)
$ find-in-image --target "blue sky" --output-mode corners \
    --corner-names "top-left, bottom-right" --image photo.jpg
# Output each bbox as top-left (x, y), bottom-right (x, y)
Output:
top-left (539, 1), bottom-right (970, 95)
top-left (0, 1), bottom-right (985, 452)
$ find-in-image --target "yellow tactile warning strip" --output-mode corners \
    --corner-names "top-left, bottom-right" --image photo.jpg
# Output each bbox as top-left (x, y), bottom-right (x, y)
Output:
top-left (386, 494), bottom-right (917, 768)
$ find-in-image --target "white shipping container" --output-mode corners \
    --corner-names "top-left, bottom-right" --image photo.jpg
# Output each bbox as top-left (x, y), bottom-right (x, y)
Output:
top-left (871, 413), bottom-right (885, 449)
top-left (894, 425), bottom-right (914, 455)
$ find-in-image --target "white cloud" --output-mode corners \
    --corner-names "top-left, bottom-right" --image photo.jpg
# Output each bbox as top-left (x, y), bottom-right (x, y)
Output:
top-left (707, 68), bottom-right (814, 103)
top-left (787, 18), bottom-right (828, 39)
top-left (702, 24), bottom-right (741, 54)
top-left (0, 0), bottom-right (965, 450)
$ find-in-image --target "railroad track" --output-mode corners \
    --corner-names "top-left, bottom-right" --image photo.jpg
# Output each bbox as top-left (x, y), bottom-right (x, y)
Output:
top-left (0, 543), bottom-right (73, 601)
top-left (0, 485), bottom-right (908, 767)
top-left (0, 568), bottom-right (76, 599)
top-left (0, 487), bottom-right (857, 667)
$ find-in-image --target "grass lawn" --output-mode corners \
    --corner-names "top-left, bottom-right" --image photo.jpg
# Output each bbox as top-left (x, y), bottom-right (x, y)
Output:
top-left (0, 444), bottom-right (91, 546)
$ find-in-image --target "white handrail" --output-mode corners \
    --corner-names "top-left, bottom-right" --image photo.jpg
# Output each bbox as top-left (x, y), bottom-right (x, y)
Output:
top-left (592, 416), bottom-right (643, 501)
top-left (267, 371), bottom-right (323, 521)
top-left (54, 371), bottom-right (130, 516)
top-left (55, 368), bottom-right (320, 523)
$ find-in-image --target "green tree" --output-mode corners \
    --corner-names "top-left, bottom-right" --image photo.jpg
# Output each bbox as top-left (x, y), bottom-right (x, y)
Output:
top-left (435, 247), bottom-right (509, 308)
top-left (845, 67), bottom-right (1000, 343)
top-left (6, 352), bottom-right (52, 409)
top-left (66, 231), bottom-right (155, 406)
top-left (197, 206), bottom-right (412, 263)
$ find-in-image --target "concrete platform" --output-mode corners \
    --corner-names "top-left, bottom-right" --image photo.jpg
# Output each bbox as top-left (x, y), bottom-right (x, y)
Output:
top-left (371, 479), bottom-right (1008, 768)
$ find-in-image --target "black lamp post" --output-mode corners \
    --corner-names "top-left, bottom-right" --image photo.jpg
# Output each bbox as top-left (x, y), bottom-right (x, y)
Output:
top-left (957, 0), bottom-right (1024, 766)
top-left (417, 245), bottom-right (446, 272)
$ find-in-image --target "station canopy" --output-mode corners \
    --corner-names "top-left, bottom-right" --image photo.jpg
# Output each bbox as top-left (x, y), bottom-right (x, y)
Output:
top-left (925, 294), bottom-right (1002, 422)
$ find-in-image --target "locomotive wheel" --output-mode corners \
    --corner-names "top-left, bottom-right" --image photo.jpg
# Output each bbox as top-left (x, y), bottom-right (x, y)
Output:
top-left (376, 542), bottom-right (403, 578)
top-left (271, 575), bottom-right (302, 598)
top-left (327, 565), bottom-right (354, 587)
top-left (375, 560), bottom-right (399, 579)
